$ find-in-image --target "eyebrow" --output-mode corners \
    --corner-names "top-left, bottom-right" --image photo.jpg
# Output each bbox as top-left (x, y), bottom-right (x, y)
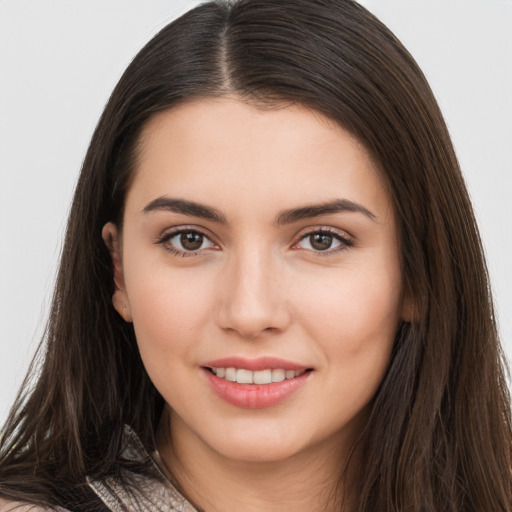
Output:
top-left (142, 196), bottom-right (375, 224)
top-left (277, 199), bottom-right (376, 225)
top-left (142, 197), bottom-right (227, 224)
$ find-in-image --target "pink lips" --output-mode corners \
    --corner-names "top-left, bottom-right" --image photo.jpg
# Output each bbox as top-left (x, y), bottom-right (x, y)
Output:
top-left (202, 356), bottom-right (312, 409)
top-left (203, 356), bottom-right (308, 372)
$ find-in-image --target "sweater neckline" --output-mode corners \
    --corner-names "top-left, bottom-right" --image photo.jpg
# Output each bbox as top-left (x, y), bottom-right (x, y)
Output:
top-left (86, 425), bottom-right (198, 512)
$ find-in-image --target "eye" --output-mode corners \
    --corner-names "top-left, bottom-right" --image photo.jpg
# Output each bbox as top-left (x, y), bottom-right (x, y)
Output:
top-left (158, 229), bottom-right (216, 255)
top-left (295, 229), bottom-right (353, 253)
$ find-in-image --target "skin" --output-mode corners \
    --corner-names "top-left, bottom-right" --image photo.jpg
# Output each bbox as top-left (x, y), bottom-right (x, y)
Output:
top-left (103, 98), bottom-right (410, 511)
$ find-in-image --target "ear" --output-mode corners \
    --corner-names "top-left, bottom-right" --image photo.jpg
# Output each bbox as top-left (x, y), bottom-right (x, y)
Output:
top-left (102, 222), bottom-right (133, 322)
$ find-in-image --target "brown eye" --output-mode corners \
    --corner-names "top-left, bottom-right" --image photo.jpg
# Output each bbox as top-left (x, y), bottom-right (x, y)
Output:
top-left (296, 230), bottom-right (351, 253)
top-left (309, 233), bottom-right (333, 251)
top-left (180, 232), bottom-right (204, 251)
top-left (163, 230), bottom-right (216, 254)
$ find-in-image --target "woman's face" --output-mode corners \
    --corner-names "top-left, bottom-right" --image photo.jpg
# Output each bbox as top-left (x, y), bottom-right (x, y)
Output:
top-left (104, 98), bottom-right (408, 463)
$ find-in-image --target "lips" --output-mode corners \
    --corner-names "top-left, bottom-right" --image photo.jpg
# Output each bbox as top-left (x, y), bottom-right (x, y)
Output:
top-left (203, 356), bottom-right (309, 372)
top-left (202, 357), bottom-right (313, 409)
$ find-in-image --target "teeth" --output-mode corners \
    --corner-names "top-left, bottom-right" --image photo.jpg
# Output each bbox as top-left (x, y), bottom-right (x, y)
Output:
top-left (225, 367), bottom-right (237, 382)
top-left (236, 369), bottom-right (253, 384)
top-left (271, 369), bottom-right (285, 382)
top-left (211, 367), bottom-right (305, 384)
top-left (253, 369), bottom-right (272, 385)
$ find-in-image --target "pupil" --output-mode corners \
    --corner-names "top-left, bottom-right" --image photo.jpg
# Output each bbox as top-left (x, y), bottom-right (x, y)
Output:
top-left (311, 233), bottom-right (332, 250)
top-left (181, 232), bottom-right (203, 251)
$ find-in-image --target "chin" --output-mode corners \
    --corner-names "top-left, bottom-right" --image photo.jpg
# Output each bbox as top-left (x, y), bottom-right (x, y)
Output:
top-left (214, 437), bottom-right (303, 463)
top-left (199, 419), bottom-right (318, 463)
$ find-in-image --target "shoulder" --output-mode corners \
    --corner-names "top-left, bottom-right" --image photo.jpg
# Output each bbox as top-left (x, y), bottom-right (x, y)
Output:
top-left (0, 498), bottom-right (70, 512)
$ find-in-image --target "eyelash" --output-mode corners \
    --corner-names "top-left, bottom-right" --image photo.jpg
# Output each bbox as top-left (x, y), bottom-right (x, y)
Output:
top-left (156, 227), bottom-right (217, 257)
top-left (155, 227), bottom-right (354, 257)
top-left (293, 228), bottom-right (354, 255)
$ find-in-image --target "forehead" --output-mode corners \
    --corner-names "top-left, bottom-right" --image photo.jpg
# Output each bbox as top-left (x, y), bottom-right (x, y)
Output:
top-left (126, 98), bottom-right (392, 222)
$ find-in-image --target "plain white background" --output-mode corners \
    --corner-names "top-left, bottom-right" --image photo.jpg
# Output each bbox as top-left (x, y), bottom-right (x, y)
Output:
top-left (0, 0), bottom-right (511, 424)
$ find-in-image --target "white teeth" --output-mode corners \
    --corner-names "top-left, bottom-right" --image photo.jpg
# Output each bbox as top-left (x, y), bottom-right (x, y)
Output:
top-left (271, 368), bottom-right (285, 382)
top-left (253, 369), bottom-right (272, 385)
top-left (236, 369), bottom-right (254, 384)
top-left (225, 367), bottom-right (237, 382)
top-left (211, 367), bottom-right (306, 384)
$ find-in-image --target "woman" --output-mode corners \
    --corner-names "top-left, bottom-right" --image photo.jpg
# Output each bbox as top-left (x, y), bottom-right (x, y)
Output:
top-left (0, 0), bottom-right (510, 510)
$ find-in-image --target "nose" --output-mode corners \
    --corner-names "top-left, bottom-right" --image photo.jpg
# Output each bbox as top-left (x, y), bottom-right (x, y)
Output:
top-left (216, 247), bottom-right (291, 339)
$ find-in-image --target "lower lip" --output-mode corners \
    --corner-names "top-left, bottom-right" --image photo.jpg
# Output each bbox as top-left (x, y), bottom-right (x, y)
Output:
top-left (203, 369), bottom-right (311, 409)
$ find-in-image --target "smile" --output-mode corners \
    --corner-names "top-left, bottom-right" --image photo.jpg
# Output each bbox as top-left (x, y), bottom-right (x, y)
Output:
top-left (203, 363), bottom-right (312, 409)
top-left (209, 367), bottom-right (307, 384)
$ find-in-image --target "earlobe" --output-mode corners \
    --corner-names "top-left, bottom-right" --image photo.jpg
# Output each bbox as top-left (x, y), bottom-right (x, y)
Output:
top-left (102, 222), bottom-right (133, 323)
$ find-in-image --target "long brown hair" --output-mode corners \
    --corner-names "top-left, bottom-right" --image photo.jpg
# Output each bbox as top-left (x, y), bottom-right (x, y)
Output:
top-left (1, 1), bottom-right (510, 510)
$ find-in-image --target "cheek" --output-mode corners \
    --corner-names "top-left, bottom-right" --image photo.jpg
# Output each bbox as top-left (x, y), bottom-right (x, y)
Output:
top-left (124, 264), bottom-right (219, 408)
top-left (294, 260), bottom-right (402, 362)
top-left (123, 258), bottom-right (216, 361)
top-left (299, 270), bottom-right (401, 420)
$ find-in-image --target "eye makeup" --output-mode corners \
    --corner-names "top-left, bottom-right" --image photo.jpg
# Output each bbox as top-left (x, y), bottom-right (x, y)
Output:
top-left (155, 226), bottom-right (219, 257)
top-left (155, 224), bottom-right (354, 258)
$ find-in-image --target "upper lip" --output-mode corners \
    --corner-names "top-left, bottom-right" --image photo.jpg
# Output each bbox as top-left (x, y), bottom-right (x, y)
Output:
top-left (202, 356), bottom-right (311, 372)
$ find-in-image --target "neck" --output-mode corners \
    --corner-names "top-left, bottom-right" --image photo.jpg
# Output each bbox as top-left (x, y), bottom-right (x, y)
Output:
top-left (156, 407), bottom-right (362, 512)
